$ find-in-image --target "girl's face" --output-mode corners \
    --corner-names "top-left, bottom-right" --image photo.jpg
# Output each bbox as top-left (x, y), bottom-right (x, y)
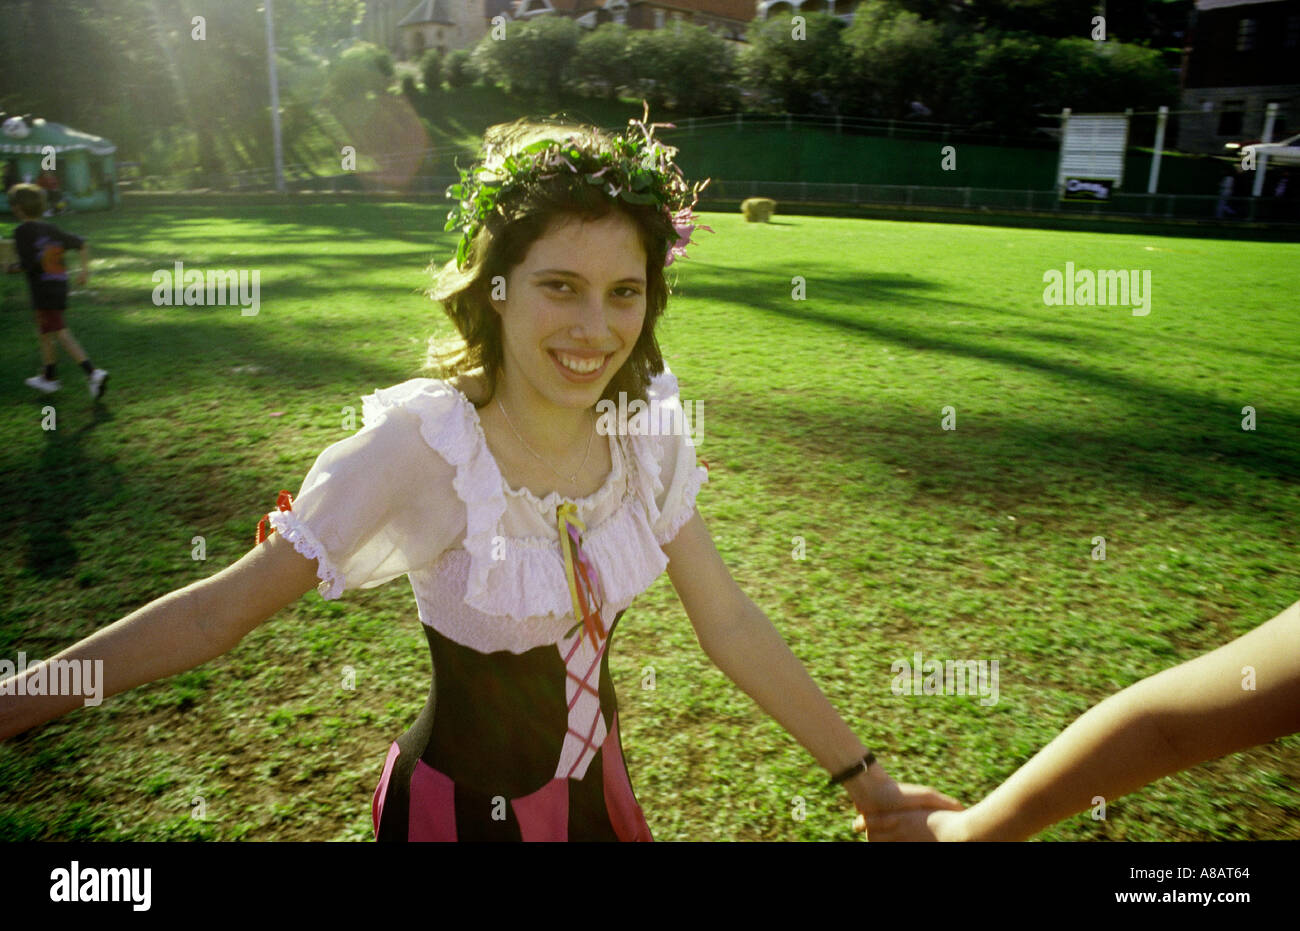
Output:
top-left (492, 210), bottom-right (648, 411)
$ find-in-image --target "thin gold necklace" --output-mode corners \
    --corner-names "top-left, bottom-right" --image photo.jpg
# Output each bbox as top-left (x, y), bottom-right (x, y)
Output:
top-left (496, 396), bottom-right (597, 486)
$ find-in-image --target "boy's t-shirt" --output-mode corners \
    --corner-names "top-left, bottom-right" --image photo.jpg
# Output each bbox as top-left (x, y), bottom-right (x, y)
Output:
top-left (13, 220), bottom-right (85, 311)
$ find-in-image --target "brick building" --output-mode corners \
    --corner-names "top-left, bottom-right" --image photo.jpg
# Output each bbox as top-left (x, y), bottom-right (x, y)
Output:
top-left (363, 0), bottom-right (864, 57)
top-left (1179, 0), bottom-right (1300, 153)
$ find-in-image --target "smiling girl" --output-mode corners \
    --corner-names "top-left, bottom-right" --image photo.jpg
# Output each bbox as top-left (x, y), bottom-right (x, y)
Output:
top-left (0, 107), bottom-right (960, 841)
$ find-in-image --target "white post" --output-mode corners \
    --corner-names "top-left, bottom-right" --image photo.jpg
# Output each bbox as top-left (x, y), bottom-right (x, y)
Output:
top-left (1147, 105), bottom-right (1168, 194)
top-left (1252, 101), bottom-right (1278, 198)
top-left (265, 0), bottom-right (286, 193)
top-left (1054, 107), bottom-right (1071, 199)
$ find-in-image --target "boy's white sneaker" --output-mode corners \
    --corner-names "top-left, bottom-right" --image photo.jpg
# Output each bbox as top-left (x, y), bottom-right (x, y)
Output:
top-left (25, 375), bottom-right (61, 393)
top-left (89, 368), bottom-right (109, 399)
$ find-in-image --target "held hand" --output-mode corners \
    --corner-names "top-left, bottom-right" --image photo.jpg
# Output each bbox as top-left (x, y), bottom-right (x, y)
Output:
top-left (845, 764), bottom-right (965, 818)
top-left (77, 268), bottom-right (89, 286)
top-left (854, 807), bottom-right (971, 842)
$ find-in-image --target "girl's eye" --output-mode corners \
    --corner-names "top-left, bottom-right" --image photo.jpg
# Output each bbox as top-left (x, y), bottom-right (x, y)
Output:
top-left (544, 280), bottom-right (574, 293)
top-left (614, 287), bottom-right (642, 299)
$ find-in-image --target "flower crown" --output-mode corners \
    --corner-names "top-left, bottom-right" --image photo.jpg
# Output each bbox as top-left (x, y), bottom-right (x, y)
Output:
top-left (443, 102), bottom-right (712, 271)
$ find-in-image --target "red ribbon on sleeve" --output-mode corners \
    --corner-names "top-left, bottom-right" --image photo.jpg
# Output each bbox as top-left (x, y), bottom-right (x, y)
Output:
top-left (255, 490), bottom-right (294, 544)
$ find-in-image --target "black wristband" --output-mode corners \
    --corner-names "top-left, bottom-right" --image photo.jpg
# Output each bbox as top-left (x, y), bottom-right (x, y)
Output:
top-left (828, 752), bottom-right (876, 786)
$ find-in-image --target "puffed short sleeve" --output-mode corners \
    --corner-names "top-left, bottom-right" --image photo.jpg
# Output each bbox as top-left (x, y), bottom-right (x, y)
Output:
top-left (641, 370), bottom-right (708, 546)
top-left (263, 395), bottom-right (464, 600)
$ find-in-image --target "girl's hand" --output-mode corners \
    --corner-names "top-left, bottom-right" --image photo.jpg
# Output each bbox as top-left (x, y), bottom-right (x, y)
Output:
top-left (855, 807), bottom-right (972, 842)
top-left (845, 764), bottom-right (965, 819)
top-left (77, 269), bottom-right (89, 286)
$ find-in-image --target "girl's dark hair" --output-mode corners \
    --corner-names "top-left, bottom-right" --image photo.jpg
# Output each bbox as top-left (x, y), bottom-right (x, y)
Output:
top-left (425, 117), bottom-right (679, 407)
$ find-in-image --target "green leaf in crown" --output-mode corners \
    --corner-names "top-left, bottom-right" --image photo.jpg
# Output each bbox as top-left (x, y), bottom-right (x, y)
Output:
top-left (441, 101), bottom-right (712, 271)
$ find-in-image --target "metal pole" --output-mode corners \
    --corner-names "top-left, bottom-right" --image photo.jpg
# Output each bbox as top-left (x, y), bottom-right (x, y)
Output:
top-left (1147, 105), bottom-right (1168, 193)
top-left (266, 0), bottom-right (285, 193)
top-left (1252, 101), bottom-right (1278, 198)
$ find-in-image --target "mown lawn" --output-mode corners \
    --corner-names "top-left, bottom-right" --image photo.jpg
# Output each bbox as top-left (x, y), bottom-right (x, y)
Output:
top-left (1, 203), bottom-right (1296, 841)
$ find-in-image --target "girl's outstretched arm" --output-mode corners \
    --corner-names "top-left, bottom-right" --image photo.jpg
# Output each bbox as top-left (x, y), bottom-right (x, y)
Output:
top-left (661, 510), bottom-right (964, 822)
top-left (863, 599), bottom-right (1300, 841)
top-left (0, 532), bottom-right (321, 740)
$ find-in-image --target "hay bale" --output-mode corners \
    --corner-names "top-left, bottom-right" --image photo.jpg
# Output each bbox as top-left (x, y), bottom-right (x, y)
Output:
top-left (741, 197), bottom-right (776, 223)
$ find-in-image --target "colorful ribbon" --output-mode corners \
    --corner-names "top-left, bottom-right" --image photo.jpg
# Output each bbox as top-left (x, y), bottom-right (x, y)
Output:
top-left (255, 490), bottom-right (294, 544)
top-left (556, 502), bottom-right (606, 649)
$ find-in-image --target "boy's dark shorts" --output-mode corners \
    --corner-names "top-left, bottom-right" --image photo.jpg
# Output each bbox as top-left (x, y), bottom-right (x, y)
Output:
top-left (35, 308), bottom-right (66, 334)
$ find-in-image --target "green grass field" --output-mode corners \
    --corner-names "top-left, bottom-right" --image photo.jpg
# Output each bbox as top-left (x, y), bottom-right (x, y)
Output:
top-left (1, 204), bottom-right (1297, 841)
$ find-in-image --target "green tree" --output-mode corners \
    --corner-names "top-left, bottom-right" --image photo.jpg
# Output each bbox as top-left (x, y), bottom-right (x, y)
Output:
top-left (328, 41), bottom-right (394, 97)
top-left (948, 33), bottom-right (1061, 134)
top-left (628, 25), bottom-right (738, 116)
top-left (1051, 38), bottom-right (1176, 113)
top-left (737, 12), bottom-right (849, 114)
top-left (0, 0), bottom-right (395, 184)
top-left (473, 15), bottom-right (579, 99)
top-left (840, 1), bottom-right (963, 120)
top-left (274, 0), bottom-right (367, 55)
top-left (442, 49), bottom-right (476, 89)
top-left (421, 47), bottom-right (445, 92)
top-left (572, 23), bottom-right (633, 100)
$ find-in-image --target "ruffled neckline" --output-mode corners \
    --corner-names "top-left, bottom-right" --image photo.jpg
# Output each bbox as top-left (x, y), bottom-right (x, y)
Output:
top-left (443, 380), bottom-right (625, 517)
top-left (360, 369), bottom-right (687, 624)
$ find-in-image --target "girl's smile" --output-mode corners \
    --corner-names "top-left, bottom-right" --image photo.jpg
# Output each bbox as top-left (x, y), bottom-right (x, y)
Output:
top-left (549, 348), bottom-right (612, 381)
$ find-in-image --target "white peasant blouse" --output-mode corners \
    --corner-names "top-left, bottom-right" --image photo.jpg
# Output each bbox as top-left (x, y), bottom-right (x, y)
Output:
top-left (264, 369), bottom-right (707, 654)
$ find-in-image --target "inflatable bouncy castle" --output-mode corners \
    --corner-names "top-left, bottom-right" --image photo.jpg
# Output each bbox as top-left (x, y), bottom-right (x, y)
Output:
top-left (1, 114), bottom-right (119, 212)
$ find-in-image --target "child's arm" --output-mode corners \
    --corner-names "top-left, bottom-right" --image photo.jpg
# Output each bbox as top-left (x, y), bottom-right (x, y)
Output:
top-left (861, 599), bottom-right (1300, 840)
top-left (0, 533), bottom-right (322, 740)
top-left (76, 242), bottom-right (89, 285)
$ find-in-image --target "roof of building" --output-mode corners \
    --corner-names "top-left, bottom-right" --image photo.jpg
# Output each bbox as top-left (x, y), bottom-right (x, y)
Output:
top-left (398, 0), bottom-right (455, 27)
top-left (513, 0), bottom-right (756, 20)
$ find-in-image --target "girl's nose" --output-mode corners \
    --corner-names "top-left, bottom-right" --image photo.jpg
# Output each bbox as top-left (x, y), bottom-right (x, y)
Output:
top-left (569, 294), bottom-right (612, 340)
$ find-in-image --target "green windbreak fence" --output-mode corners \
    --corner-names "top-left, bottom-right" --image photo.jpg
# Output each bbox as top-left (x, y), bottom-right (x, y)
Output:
top-left (662, 123), bottom-right (1231, 197)
top-left (119, 115), bottom-right (1246, 206)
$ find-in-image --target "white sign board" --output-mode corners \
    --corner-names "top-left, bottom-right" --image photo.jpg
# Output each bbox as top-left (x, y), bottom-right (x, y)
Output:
top-left (1057, 113), bottom-right (1130, 192)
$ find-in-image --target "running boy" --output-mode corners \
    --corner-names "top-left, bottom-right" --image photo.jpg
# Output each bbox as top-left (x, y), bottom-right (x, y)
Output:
top-left (7, 183), bottom-right (108, 398)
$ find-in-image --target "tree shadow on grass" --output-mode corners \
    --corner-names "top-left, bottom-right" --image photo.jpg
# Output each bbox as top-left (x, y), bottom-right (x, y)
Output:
top-left (0, 280), bottom-right (449, 583)
top-left (678, 257), bottom-right (1300, 367)
top-left (80, 204), bottom-right (452, 249)
top-left (676, 261), bottom-right (1300, 505)
top-left (716, 393), bottom-right (1295, 526)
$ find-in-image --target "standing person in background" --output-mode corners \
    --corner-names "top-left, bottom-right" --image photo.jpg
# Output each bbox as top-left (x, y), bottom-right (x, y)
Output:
top-left (2, 162), bottom-right (18, 203)
top-left (35, 168), bottom-right (60, 215)
top-left (1215, 166), bottom-right (1239, 219)
top-left (7, 183), bottom-right (108, 398)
